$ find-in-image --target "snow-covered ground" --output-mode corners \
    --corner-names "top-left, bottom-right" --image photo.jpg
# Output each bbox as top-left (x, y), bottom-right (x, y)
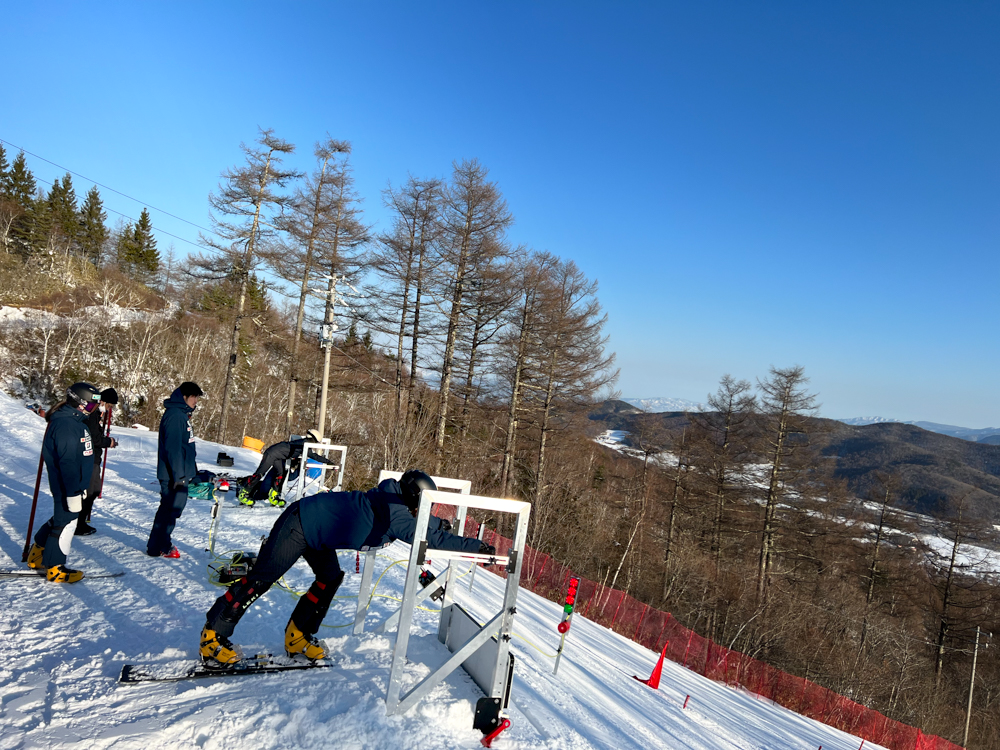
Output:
top-left (0, 394), bottom-right (887, 749)
top-left (622, 397), bottom-right (706, 413)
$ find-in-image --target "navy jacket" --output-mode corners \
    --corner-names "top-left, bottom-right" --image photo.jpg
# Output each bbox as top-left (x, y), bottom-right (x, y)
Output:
top-left (157, 388), bottom-right (198, 486)
top-left (86, 408), bottom-right (114, 465)
top-left (298, 478), bottom-right (480, 554)
top-left (42, 405), bottom-right (93, 502)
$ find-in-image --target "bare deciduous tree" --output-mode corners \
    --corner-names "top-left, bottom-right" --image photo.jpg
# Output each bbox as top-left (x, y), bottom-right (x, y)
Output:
top-left (195, 128), bottom-right (299, 442)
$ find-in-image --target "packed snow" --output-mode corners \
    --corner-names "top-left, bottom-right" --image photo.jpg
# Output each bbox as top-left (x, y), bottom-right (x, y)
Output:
top-left (0, 393), bottom-right (886, 749)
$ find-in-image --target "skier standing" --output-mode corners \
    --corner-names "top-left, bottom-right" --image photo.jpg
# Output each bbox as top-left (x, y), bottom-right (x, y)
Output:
top-left (75, 387), bottom-right (119, 536)
top-left (26, 382), bottom-right (102, 582)
top-left (200, 469), bottom-right (495, 666)
top-left (145, 382), bottom-right (202, 558)
top-left (236, 429), bottom-right (336, 507)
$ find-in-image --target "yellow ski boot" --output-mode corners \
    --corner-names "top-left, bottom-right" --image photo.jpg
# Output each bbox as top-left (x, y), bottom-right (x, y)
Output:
top-left (26, 543), bottom-right (44, 570)
top-left (268, 488), bottom-right (285, 508)
top-left (285, 620), bottom-right (326, 660)
top-left (46, 565), bottom-right (84, 583)
top-left (200, 627), bottom-right (241, 667)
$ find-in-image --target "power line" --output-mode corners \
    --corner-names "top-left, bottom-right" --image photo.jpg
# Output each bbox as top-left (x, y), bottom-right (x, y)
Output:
top-left (0, 135), bottom-right (218, 238)
top-left (32, 173), bottom-right (208, 253)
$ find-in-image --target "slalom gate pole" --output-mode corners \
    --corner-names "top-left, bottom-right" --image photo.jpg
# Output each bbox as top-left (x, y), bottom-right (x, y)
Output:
top-left (99, 405), bottom-right (113, 498)
top-left (553, 577), bottom-right (579, 675)
top-left (22, 423), bottom-right (52, 562)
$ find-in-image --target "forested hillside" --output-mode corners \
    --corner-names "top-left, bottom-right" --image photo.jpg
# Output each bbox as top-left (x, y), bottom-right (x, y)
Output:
top-left (2, 135), bottom-right (998, 748)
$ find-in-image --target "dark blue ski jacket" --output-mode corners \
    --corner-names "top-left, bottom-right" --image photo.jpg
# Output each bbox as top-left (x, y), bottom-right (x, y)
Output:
top-left (85, 407), bottom-right (114, 465)
top-left (157, 388), bottom-right (198, 486)
top-left (42, 405), bottom-right (93, 502)
top-left (298, 478), bottom-right (480, 553)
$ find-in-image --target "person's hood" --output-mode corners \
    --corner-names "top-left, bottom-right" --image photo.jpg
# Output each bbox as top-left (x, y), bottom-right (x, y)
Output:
top-left (377, 478), bottom-right (403, 495)
top-left (49, 404), bottom-right (86, 425)
top-left (163, 388), bottom-right (193, 413)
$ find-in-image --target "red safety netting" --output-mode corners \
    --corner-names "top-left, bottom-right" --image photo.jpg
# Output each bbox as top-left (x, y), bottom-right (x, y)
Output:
top-left (440, 511), bottom-right (962, 750)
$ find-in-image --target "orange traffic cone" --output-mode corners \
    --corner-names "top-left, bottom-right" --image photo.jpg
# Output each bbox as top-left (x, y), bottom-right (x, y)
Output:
top-left (634, 640), bottom-right (669, 689)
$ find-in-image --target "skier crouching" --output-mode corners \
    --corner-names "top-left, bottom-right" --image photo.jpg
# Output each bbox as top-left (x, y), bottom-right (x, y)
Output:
top-left (236, 429), bottom-right (337, 507)
top-left (200, 469), bottom-right (495, 666)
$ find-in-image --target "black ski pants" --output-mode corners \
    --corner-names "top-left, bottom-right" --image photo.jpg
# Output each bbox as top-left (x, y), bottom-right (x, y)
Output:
top-left (205, 502), bottom-right (344, 639)
top-left (146, 480), bottom-right (188, 556)
top-left (79, 462), bottom-right (102, 525)
top-left (34, 493), bottom-right (80, 569)
top-left (246, 445), bottom-right (289, 498)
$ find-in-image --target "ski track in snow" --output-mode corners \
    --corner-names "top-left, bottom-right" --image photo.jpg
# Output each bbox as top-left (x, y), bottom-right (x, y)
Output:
top-left (0, 395), bottom-right (886, 749)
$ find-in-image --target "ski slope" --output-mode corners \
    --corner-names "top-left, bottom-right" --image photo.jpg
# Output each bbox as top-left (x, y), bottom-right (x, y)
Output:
top-left (0, 393), bottom-right (885, 749)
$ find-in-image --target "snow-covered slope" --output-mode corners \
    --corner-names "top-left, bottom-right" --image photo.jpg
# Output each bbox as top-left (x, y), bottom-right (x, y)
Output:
top-left (837, 416), bottom-right (899, 426)
top-left (0, 393), bottom-right (886, 749)
top-left (622, 397), bottom-right (707, 413)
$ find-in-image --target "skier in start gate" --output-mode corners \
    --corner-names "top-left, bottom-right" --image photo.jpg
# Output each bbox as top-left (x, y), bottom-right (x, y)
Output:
top-left (200, 470), bottom-right (496, 666)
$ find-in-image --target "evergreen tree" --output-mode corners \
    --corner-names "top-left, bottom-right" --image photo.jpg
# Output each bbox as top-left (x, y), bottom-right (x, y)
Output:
top-left (0, 144), bottom-right (10, 195)
top-left (7, 152), bottom-right (37, 254)
top-left (133, 208), bottom-right (159, 281)
top-left (114, 219), bottom-right (138, 271)
top-left (0, 144), bottom-right (15, 253)
top-left (79, 186), bottom-right (108, 266)
top-left (28, 189), bottom-right (53, 254)
top-left (49, 172), bottom-right (80, 250)
top-left (116, 209), bottom-right (159, 283)
top-left (47, 173), bottom-right (79, 254)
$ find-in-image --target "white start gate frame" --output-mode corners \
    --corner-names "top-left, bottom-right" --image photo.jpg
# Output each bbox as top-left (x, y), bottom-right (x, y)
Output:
top-left (374, 480), bottom-right (531, 718)
top-left (279, 440), bottom-right (347, 502)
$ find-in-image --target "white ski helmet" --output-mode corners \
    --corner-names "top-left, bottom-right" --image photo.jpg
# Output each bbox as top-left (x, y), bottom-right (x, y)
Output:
top-left (305, 429), bottom-right (321, 443)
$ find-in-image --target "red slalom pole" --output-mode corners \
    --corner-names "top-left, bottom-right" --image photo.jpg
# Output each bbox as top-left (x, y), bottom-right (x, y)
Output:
top-left (22, 419), bottom-right (53, 562)
top-left (21, 451), bottom-right (44, 562)
top-left (99, 405), bottom-right (113, 498)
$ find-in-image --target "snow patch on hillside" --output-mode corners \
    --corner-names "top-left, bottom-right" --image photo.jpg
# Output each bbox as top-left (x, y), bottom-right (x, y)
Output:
top-left (622, 397), bottom-right (707, 413)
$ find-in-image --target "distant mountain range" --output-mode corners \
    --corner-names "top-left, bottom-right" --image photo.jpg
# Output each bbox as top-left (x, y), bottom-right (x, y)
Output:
top-left (837, 417), bottom-right (1000, 444)
top-left (593, 399), bottom-right (1000, 522)
top-left (626, 398), bottom-right (1000, 444)
top-left (622, 397), bottom-right (706, 413)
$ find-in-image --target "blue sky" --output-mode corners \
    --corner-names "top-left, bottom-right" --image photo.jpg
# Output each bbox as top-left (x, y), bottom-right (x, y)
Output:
top-left (3, 2), bottom-right (998, 426)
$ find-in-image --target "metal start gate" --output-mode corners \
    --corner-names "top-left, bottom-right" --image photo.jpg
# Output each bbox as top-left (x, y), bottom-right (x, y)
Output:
top-left (356, 471), bottom-right (530, 723)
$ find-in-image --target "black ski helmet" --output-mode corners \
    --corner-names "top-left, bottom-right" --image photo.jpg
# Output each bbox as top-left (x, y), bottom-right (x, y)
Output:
top-left (400, 469), bottom-right (437, 510)
top-left (67, 382), bottom-right (101, 411)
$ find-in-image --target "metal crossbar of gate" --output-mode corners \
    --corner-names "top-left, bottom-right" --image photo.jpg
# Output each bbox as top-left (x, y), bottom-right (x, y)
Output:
top-left (280, 441), bottom-right (347, 502)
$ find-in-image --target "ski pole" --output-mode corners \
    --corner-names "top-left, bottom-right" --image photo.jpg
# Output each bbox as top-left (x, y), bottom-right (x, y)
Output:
top-left (99, 405), bottom-right (113, 498)
top-left (207, 489), bottom-right (223, 555)
top-left (22, 426), bottom-right (50, 562)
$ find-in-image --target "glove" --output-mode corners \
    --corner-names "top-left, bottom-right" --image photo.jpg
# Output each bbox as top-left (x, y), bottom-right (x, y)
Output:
top-left (439, 518), bottom-right (452, 532)
top-left (67, 494), bottom-right (83, 513)
top-left (478, 541), bottom-right (496, 556)
top-left (173, 479), bottom-right (189, 490)
top-left (109, 438), bottom-right (118, 449)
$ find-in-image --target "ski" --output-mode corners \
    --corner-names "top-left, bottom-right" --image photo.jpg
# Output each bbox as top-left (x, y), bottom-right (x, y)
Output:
top-left (0, 569), bottom-right (125, 578)
top-left (119, 657), bottom-right (335, 683)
